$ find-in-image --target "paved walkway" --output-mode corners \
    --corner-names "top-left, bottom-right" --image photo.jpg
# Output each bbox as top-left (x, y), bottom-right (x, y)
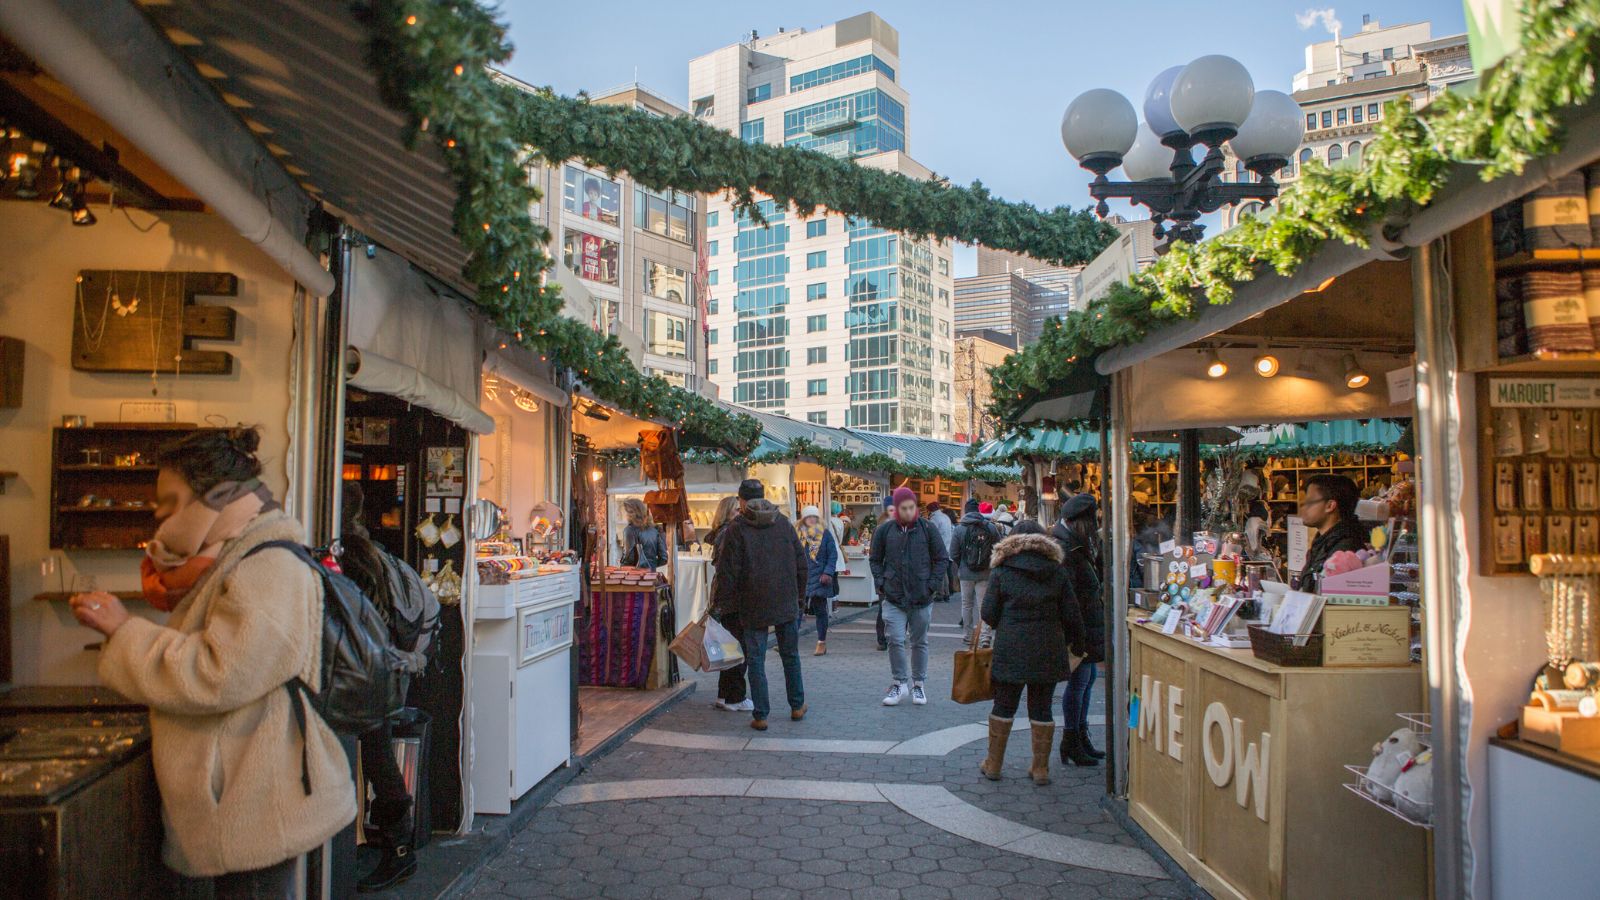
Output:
top-left (464, 602), bottom-right (1190, 899)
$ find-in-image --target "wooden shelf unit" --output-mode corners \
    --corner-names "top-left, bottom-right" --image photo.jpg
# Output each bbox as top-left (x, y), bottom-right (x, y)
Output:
top-left (49, 425), bottom-right (221, 550)
top-left (1456, 215), bottom-right (1600, 373)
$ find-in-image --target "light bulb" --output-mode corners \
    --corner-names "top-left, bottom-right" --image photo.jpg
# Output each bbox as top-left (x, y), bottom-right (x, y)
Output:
top-left (1343, 354), bottom-right (1369, 389)
top-left (1254, 353), bottom-right (1279, 377)
top-left (1205, 349), bottom-right (1228, 379)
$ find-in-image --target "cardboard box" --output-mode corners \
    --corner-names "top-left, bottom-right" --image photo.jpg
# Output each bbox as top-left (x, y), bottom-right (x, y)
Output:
top-left (1521, 705), bottom-right (1600, 752)
top-left (1320, 605), bottom-right (1412, 666)
top-left (1320, 562), bottom-right (1391, 605)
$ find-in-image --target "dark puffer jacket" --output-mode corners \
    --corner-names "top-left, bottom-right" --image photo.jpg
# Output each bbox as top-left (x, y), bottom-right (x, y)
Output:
top-left (712, 499), bottom-right (808, 629)
top-left (869, 517), bottom-right (951, 609)
top-left (981, 533), bottom-right (1086, 685)
top-left (1052, 520), bottom-right (1106, 663)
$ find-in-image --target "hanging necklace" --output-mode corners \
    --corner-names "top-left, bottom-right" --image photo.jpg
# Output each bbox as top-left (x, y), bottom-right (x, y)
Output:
top-left (147, 272), bottom-right (165, 396)
top-left (76, 272), bottom-right (113, 352)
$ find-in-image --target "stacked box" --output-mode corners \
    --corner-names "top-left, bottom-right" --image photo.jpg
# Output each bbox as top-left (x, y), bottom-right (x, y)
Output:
top-left (1522, 270), bottom-right (1594, 353)
top-left (1496, 275), bottom-right (1527, 358)
top-left (1523, 174), bottom-right (1592, 249)
top-left (1584, 269), bottom-right (1600, 347)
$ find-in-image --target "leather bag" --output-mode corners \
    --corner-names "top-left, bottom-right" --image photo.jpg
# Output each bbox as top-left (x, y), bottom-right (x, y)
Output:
top-left (951, 624), bottom-right (994, 704)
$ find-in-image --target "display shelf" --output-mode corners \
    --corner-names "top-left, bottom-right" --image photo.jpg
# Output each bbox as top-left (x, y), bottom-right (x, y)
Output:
top-left (33, 591), bottom-right (144, 604)
top-left (1493, 248), bottom-right (1600, 272)
top-left (1341, 766), bottom-right (1433, 830)
top-left (50, 425), bottom-right (223, 550)
top-left (1397, 711), bottom-right (1432, 735)
top-left (1455, 216), bottom-right (1600, 373)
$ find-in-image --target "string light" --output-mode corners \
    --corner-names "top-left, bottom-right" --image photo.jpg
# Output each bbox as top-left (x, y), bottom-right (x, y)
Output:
top-left (405, 14), bottom-right (418, 25)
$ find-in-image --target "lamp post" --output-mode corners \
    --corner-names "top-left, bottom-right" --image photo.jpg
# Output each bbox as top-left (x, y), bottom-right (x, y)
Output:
top-left (1060, 55), bottom-right (1303, 250)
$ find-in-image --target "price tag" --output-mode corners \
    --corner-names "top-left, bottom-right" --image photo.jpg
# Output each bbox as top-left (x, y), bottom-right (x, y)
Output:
top-left (1162, 609), bottom-right (1182, 634)
top-left (1190, 563), bottom-right (1207, 577)
top-left (1159, 539), bottom-right (1176, 554)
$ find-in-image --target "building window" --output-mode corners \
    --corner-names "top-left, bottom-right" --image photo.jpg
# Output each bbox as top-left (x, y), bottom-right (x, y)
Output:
top-left (707, 269), bottom-right (718, 286)
top-left (707, 211), bottom-right (719, 228)
top-left (1348, 141), bottom-right (1362, 165)
top-left (649, 368), bottom-right (687, 388)
top-left (806, 314), bottom-right (827, 333)
top-left (807, 378), bottom-right (828, 397)
top-left (644, 310), bottom-right (689, 360)
top-left (708, 329), bottom-right (718, 345)
top-left (1306, 112), bottom-right (1316, 130)
top-left (746, 83), bottom-right (771, 104)
top-left (1382, 47), bottom-right (1393, 61)
top-left (1351, 105), bottom-right (1364, 124)
top-left (633, 186), bottom-right (695, 244)
top-left (940, 414), bottom-right (951, 432)
top-left (807, 411), bottom-right (827, 425)
top-left (741, 120), bottom-right (765, 144)
top-left (708, 298), bottom-right (719, 315)
top-left (562, 229), bottom-right (620, 284)
top-left (643, 260), bottom-right (690, 305)
top-left (806, 282), bottom-right (827, 301)
top-left (1327, 143), bottom-right (1343, 163)
top-left (1368, 102), bottom-right (1381, 120)
top-left (692, 96), bottom-right (714, 118)
top-left (806, 219), bottom-right (827, 238)
top-left (782, 89), bottom-right (906, 157)
top-left (562, 166), bottom-right (621, 228)
top-left (708, 240), bottom-right (719, 256)
top-left (1320, 110), bottom-right (1332, 129)
top-left (938, 382), bottom-right (950, 399)
top-left (1299, 147), bottom-right (1314, 170)
top-left (938, 350), bottom-right (950, 366)
top-left (807, 346), bottom-right (827, 364)
top-left (789, 54), bottom-right (896, 93)
top-left (1336, 107), bottom-right (1348, 126)
top-left (708, 359), bottom-right (718, 374)
top-left (937, 257), bottom-right (949, 276)
top-left (806, 250), bottom-right (826, 270)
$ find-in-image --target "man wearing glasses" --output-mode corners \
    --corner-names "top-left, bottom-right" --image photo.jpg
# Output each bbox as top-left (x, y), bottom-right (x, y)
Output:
top-left (1296, 474), bottom-right (1368, 592)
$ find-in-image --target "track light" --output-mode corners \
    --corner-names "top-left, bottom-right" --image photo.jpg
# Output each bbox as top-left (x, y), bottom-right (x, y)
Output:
top-left (1205, 348), bottom-right (1227, 379)
top-left (1253, 351), bottom-right (1279, 377)
top-left (70, 177), bottom-right (96, 226)
top-left (49, 163), bottom-right (76, 210)
top-left (1343, 353), bottom-right (1369, 389)
top-left (9, 142), bottom-right (44, 198)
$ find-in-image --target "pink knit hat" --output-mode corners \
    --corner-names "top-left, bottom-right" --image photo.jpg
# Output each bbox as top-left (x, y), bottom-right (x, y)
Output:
top-left (891, 486), bottom-right (918, 507)
top-left (979, 501), bottom-right (994, 514)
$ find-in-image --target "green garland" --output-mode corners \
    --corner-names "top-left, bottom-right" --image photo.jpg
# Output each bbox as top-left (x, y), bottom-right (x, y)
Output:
top-left (599, 437), bottom-right (1019, 484)
top-left (990, 0), bottom-right (1600, 426)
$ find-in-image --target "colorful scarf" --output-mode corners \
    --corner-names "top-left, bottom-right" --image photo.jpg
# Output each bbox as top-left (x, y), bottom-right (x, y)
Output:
top-left (141, 479), bottom-right (279, 611)
top-left (798, 519), bottom-right (826, 561)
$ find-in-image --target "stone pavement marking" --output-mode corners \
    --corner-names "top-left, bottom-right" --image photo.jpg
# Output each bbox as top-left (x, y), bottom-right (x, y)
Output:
top-left (631, 715), bottom-right (1108, 757)
top-left (552, 777), bottom-right (1166, 879)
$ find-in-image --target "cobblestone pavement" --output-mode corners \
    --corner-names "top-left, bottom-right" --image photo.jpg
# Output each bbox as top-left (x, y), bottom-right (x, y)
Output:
top-left (465, 600), bottom-right (1194, 899)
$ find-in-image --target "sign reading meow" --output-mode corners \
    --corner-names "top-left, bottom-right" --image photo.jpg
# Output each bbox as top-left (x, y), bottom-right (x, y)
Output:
top-left (1137, 674), bottom-right (1272, 822)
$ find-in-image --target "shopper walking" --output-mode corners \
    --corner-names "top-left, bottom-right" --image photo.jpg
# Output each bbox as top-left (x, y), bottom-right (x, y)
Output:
top-left (339, 484), bottom-right (439, 892)
top-left (870, 487), bottom-right (950, 707)
top-left (926, 501), bottom-right (954, 602)
top-left (798, 505), bottom-right (840, 655)
top-left (950, 498), bottom-right (1000, 645)
top-left (713, 479), bottom-right (809, 730)
top-left (874, 494), bottom-right (895, 651)
top-left (620, 497), bottom-right (669, 570)
top-left (69, 428), bottom-right (355, 898)
top-left (706, 496), bottom-right (751, 712)
top-left (979, 520), bottom-right (1087, 785)
top-left (1052, 494), bottom-right (1107, 766)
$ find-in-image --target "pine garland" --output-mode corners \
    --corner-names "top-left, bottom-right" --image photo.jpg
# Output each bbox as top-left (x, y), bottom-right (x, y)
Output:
top-left (991, 0), bottom-right (1600, 426)
top-left (601, 437), bottom-right (1019, 484)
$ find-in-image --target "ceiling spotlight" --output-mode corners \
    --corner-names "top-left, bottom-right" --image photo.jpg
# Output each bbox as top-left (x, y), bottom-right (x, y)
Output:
top-left (1253, 351), bottom-right (1279, 377)
top-left (1343, 353), bottom-right (1369, 389)
top-left (9, 142), bottom-right (44, 199)
top-left (1205, 348), bottom-right (1228, 379)
top-left (512, 386), bottom-right (540, 413)
top-left (49, 163), bottom-right (76, 210)
top-left (69, 179), bottom-right (96, 226)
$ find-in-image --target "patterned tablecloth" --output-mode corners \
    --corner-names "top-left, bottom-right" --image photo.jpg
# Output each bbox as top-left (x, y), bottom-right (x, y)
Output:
top-left (579, 585), bottom-right (663, 688)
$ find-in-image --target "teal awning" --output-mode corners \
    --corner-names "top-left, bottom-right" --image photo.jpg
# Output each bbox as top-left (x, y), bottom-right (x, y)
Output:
top-left (977, 419), bottom-right (1407, 464)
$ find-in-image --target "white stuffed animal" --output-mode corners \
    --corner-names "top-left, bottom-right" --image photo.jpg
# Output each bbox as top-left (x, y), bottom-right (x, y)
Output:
top-left (1367, 727), bottom-right (1423, 804)
top-left (1392, 749), bottom-right (1434, 823)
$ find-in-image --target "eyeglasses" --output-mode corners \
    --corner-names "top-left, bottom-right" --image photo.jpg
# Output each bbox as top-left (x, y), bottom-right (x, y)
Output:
top-left (1298, 494), bottom-right (1329, 510)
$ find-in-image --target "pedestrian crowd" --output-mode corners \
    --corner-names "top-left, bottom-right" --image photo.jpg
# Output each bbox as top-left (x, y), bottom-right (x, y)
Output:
top-left (706, 478), bottom-right (1107, 784)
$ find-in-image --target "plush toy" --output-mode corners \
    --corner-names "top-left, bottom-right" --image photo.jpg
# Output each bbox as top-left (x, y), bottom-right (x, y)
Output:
top-left (1392, 749), bottom-right (1434, 823)
top-left (1367, 727), bottom-right (1423, 804)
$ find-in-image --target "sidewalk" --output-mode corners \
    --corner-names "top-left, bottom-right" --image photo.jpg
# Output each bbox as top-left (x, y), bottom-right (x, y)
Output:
top-left (442, 600), bottom-right (1198, 899)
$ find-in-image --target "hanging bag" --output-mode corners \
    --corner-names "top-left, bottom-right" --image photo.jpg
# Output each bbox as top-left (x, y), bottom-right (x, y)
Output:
top-left (951, 623), bottom-right (994, 704)
top-left (669, 612), bottom-right (746, 672)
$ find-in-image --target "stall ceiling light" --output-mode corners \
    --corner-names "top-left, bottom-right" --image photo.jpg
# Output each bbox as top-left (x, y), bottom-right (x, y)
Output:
top-left (1205, 349), bottom-right (1228, 379)
top-left (1253, 353), bottom-right (1280, 377)
top-left (1343, 353), bottom-right (1370, 389)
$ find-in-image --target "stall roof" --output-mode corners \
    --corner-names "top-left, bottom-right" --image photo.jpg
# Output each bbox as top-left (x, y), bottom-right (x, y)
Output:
top-left (843, 429), bottom-right (1021, 479)
top-left (977, 419), bottom-right (1404, 462)
top-left (1094, 94), bottom-right (1600, 377)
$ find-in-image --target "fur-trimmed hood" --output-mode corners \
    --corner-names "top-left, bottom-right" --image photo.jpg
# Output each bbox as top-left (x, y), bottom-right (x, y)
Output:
top-left (990, 532), bottom-right (1064, 576)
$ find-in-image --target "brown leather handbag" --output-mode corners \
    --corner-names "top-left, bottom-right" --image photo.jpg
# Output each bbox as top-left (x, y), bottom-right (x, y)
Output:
top-left (951, 624), bottom-right (994, 704)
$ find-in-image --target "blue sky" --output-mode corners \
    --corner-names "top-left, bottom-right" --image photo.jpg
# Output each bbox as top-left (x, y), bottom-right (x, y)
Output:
top-left (497, 1), bottom-right (1468, 273)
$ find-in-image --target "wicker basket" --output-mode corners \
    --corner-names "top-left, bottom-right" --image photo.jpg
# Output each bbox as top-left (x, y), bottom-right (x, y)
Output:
top-left (1247, 624), bottom-right (1325, 667)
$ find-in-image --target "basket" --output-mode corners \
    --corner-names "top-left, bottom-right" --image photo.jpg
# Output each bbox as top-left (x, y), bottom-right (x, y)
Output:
top-left (1247, 624), bottom-right (1324, 667)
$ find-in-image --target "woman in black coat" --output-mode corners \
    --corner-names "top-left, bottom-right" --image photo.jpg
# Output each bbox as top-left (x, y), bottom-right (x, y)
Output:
top-left (1052, 494), bottom-right (1106, 766)
top-left (979, 521), bottom-right (1087, 786)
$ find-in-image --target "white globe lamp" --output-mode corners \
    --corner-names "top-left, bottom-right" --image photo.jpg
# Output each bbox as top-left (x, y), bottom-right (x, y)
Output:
top-left (1142, 65), bottom-right (1187, 146)
top-left (1061, 88), bottom-right (1138, 175)
top-left (1230, 90), bottom-right (1304, 179)
top-left (1170, 54), bottom-right (1255, 147)
top-left (1121, 124), bottom-right (1173, 182)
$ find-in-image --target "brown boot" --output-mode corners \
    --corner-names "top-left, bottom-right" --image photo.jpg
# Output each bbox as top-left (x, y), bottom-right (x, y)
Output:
top-left (980, 715), bottom-right (1011, 780)
top-left (1029, 720), bottom-right (1055, 785)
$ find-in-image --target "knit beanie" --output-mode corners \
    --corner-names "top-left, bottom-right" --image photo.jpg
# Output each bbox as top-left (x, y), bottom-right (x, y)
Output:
top-left (738, 479), bottom-right (764, 500)
top-left (963, 498), bottom-right (980, 514)
top-left (891, 486), bottom-right (917, 507)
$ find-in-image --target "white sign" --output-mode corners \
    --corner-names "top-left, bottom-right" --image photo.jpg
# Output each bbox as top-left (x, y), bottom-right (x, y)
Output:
top-left (1159, 539), bottom-right (1177, 555)
top-left (1386, 366), bottom-right (1415, 404)
top-left (1136, 676), bottom-right (1271, 822)
top-left (1286, 515), bottom-right (1309, 575)
top-left (1489, 378), bottom-right (1600, 408)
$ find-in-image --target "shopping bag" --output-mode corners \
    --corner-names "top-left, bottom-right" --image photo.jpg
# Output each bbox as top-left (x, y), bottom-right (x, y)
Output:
top-left (669, 614), bottom-right (709, 672)
top-left (702, 615), bottom-right (745, 671)
top-left (951, 624), bottom-right (994, 704)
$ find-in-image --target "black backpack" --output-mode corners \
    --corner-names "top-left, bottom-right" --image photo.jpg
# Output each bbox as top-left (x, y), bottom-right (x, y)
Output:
top-left (246, 540), bottom-right (402, 795)
top-left (377, 548), bottom-right (441, 674)
top-left (961, 521), bottom-right (1000, 572)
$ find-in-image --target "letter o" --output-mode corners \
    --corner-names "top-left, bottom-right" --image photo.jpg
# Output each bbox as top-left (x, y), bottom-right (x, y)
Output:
top-left (1202, 701), bottom-right (1233, 787)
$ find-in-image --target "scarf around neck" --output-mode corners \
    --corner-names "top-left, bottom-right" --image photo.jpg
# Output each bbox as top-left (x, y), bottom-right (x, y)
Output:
top-left (141, 479), bottom-right (279, 611)
top-left (798, 520), bottom-right (826, 561)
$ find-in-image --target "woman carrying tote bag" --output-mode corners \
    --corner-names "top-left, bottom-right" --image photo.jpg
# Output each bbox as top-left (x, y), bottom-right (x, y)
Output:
top-left (977, 520), bottom-right (1087, 786)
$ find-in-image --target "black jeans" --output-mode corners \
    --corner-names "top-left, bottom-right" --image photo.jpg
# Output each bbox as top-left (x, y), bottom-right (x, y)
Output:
top-left (715, 611), bottom-right (748, 703)
top-left (360, 718), bottom-right (413, 847)
top-left (211, 856), bottom-right (298, 900)
top-left (741, 620), bottom-right (804, 720)
top-left (991, 680), bottom-right (1057, 722)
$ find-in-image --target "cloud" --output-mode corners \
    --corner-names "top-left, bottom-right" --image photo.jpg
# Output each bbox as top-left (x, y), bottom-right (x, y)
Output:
top-left (1296, 8), bottom-right (1342, 36)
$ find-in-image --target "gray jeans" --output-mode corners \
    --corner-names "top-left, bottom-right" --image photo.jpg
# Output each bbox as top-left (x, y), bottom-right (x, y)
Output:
top-left (959, 577), bottom-right (991, 644)
top-left (882, 602), bottom-right (932, 683)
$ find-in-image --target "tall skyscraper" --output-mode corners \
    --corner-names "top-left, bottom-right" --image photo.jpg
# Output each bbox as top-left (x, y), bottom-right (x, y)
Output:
top-left (690, 14), bottom-right (956, 437)
top-left (513, 76), bottom-right (710, 394)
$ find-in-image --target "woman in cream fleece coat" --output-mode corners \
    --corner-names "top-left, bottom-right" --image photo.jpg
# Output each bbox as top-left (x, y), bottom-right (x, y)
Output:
top-left (71, 429), bottom-right (355, 893)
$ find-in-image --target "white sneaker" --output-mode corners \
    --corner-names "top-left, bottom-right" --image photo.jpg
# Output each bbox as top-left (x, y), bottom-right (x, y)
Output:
top-left (716, 698), bottom-right (754, 712)
top-left (883, 683), bottom-right (906, 706)
top-left (911, 683), bottom-right (928, 705)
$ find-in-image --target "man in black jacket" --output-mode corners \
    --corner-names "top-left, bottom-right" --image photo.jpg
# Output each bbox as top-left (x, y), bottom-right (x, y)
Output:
top-left (1051, 493), bottom-right (1106, 767)
top-left (714, 479), bottom-right (810, 731)
top-left (1297, 474), bottom-right (1368, 592)
top-left (870, 487), bottom-right (951, 707)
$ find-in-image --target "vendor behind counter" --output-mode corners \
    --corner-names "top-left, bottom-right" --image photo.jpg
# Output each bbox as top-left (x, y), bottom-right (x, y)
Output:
top-left (1296, 474), bottom-right (1368, 592)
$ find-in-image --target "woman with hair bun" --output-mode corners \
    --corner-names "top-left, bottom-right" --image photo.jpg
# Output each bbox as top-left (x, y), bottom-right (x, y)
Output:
top-left (69, 426), bottom-right (355, 898)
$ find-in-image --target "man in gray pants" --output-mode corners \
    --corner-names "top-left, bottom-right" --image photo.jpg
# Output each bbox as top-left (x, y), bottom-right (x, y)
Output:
top-left (870, 487), bottom-right (950, 706)
top-left (949, 498), bottom-right (1000, 647)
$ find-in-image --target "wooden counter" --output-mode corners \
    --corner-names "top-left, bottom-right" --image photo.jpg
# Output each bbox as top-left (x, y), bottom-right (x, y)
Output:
top-left (1128, 619), bottom-right (1427, 900)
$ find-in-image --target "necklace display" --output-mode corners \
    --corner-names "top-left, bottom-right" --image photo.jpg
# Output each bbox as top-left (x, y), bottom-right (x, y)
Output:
top-left (75, 273), bottom-right (114, 352)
